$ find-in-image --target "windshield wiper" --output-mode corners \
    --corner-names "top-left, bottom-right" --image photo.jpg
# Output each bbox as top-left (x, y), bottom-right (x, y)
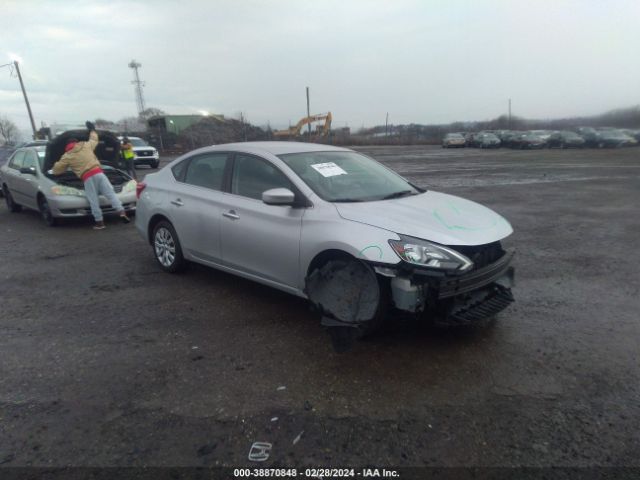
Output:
top-left (381, 190), bottom-right (416, 200)
top-left (331, 198), bottom-right (366, 203)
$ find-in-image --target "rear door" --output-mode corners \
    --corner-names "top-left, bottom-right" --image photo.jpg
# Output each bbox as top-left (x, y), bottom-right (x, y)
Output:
top-left (11, 150), bottom-right (40, 209)
top-left (168, 152), bottom-right (230, 264)
top-left (4, 150), bottom-right (25, 202)
top-left (219, 153), bottom-right (304, 290)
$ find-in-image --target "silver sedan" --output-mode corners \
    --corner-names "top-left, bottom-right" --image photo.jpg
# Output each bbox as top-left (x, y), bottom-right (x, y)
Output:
top-left (135, 142), bottom-right (515, 345)
top-left (1, 145), bottom-right (137, 226)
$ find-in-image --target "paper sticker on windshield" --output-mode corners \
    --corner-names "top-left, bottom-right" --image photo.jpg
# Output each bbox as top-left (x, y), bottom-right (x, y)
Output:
top-left (310, 162), bottom-right (347, 178)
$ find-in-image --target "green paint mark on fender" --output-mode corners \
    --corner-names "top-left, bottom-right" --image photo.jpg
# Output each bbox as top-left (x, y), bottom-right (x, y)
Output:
top-left (359, 244), bottom-right (384, 259)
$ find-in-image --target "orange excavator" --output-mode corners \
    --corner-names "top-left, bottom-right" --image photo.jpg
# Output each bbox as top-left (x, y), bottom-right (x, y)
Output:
top-left (273, 112), bottom-right (332, 139)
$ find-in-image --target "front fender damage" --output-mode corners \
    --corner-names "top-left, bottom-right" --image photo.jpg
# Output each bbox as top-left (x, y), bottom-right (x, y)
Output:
top-left (305, 259), bottom-right (381, 352)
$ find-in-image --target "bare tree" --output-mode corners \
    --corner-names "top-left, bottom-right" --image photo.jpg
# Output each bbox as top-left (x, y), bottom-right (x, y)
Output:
top-left (94, 118), bottom-right (116, 129)
top-left (0, 115), bottom-right (21, 145)
top-left (139, 107), bottom-right (165, 120)
top-left (117, 116), bottom-right (146, 133)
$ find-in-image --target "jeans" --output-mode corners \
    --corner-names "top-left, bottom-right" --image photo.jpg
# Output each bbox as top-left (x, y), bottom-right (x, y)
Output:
top-left (83, 172), bottom-right (123, 222)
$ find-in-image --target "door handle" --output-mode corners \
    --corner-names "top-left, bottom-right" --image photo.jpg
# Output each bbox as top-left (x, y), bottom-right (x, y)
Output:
top-left (170, 198), bottom-right (184, 207)
top-left (223, 210), bottom-right (240, 220)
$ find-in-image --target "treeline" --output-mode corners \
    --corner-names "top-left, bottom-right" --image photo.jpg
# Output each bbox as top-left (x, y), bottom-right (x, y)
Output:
top-left (350, 105), bottom-right (640, 145)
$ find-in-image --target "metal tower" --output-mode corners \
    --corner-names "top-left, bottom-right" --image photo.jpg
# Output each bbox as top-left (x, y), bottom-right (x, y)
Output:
top-left (128, 59), bottom-right (146, 116)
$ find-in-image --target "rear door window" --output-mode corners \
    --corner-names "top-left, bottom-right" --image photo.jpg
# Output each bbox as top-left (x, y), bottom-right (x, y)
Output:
top-left (182, 153), bottom-right (229, 191)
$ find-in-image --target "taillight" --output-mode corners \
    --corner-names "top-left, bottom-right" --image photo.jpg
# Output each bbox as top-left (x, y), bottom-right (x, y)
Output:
top-left (136, 182), bottom-right (147, 199)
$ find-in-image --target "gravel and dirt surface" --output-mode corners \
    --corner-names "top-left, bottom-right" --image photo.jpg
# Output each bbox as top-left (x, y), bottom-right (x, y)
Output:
top-left (1, 145), bottom-right (639, 475)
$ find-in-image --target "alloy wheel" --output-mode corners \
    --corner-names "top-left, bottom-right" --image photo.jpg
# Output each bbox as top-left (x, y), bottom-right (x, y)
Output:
top-left (154, 227), bottom-right (176, 267)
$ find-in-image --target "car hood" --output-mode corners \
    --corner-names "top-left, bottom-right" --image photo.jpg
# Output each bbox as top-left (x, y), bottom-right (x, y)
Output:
top-left (43, 130), bottom-right (121, 172)
top-left (333, 191), bottom-right (513, 246)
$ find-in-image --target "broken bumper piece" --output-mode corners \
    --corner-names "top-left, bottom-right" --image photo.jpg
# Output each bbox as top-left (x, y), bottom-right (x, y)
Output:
top-left (381, 249), bottom-right (515, 323)
top-left (438, 281), bottom-right (514, 326)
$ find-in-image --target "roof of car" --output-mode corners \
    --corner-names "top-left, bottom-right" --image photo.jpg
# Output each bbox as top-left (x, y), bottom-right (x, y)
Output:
top-left (195, 141), bottom-right (352, 156)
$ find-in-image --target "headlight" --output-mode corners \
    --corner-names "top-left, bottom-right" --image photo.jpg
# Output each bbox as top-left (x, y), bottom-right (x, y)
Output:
top-left (123, 179), bottom-right (137, 193)
top-left (389, 235), bottom-right (473, 272)
top-left (51, 185), bottom-right (85, 197)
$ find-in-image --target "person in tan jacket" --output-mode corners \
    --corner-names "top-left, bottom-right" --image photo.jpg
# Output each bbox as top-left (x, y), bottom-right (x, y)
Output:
top-left (52, 121), bottom-right (130, 230)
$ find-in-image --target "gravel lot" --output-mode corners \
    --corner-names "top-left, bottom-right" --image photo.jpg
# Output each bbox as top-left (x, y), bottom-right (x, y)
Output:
top-left (1, 145), bottom-right (639, 473)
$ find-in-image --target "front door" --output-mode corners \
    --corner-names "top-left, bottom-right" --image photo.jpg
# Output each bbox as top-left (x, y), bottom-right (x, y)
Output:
top-left (219, 153), bottom-right (304, 291)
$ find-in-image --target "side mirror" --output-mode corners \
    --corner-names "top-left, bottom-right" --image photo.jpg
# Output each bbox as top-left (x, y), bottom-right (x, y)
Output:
top-left (262, 188), bottom-right (295, 206)
top-left (20, 167), bottom-right (37, 175)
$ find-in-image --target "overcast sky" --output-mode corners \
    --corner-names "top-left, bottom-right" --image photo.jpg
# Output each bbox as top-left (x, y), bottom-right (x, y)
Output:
top-left (2, 0), bottom-right (639, 134)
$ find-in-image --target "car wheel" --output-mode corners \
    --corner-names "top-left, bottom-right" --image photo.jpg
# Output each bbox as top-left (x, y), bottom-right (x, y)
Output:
top-left (38, 196), bottom-right (57, 226)
top-left (151, 160), bottom-right (159, 169)
top-left (152, 220), bottom-right (186, 273)
top-left (307, 257), bottom-right (390, 351)
top-left (3, 185), bottom-right (22, 212)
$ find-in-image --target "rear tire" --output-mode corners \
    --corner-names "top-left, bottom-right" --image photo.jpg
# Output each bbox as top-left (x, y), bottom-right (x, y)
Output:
top-left (152, 220), bottom-right (186, 273)
top-left (38, 196), bottom-right (57, 226)
top-left (3, 185), bottom-right (22, 212)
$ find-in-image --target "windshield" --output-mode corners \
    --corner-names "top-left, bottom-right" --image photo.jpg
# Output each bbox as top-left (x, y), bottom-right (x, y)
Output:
top-left (446, 133), bottom-right (463, 139)
top-left (130, 138), bottom-right (149, 147)
top-left (278, 151), bottom-right (421, 202)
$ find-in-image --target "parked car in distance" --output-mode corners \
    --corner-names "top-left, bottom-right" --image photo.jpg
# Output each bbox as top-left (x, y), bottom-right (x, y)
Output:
top-left (498, 131), bottom-right (520, 148)
top-left (595, 129), bottom-right (638, 148)
top-left (135, 142), bottom-right (515, 347)
top-left (442, 133), bottom-right (466, 148)
top-left (621, 129), bottom-right (640, 143)
top-left (510, 132), bottom-right (546, 149)
top-left (1, 132), bottom-right (137, 226)
top-left (574, 127), bottom-right (600, 147)
top-left (464, 132), bottom-right (476, 145)
top-left (547, 131), bottom-right (586, 148)
top-left (471, 132), bottom-right (501, 148)
top-left (118, 136), bottom-right (160, 168)
top-left (529, 130), bottom-right (553, 142)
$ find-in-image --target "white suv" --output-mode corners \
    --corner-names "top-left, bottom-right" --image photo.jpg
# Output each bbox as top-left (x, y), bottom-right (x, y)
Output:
top-left (119, 136), bottom-right (160, 168)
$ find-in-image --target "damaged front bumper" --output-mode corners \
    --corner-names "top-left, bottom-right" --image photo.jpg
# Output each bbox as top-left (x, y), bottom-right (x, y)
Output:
top-left (375, 249), bottom-right (515, 325)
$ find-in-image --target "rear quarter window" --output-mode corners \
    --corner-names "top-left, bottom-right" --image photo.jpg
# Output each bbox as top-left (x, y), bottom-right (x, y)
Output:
top-left (171, 159), bottom-right (189, 181)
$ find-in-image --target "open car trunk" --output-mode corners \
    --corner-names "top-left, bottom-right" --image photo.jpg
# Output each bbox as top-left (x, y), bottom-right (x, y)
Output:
top-left (43, 130), bottom-right (131, 190)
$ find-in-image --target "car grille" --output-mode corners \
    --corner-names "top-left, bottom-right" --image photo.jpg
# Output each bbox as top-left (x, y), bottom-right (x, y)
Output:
top-left (136, 150), bottom-right (153, 157)
top-left (449, 241), bottom-right (505, 270)
top-left (113, 185), bottom-right (123, 193)
top-left (446, 284), bottom-right (514, 324)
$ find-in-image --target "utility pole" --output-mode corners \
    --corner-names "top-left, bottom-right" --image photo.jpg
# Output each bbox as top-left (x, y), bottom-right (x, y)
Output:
top-left (128, 60), bottom-right (146, 117)
top-left (13, 61), bottom-right (37, 138)
top-left (385, 112), bottom-right (389, 136)
top-left (306, 86), bottom-right (311, 140)
top-left (508, 98), bottom-right (512, 129)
